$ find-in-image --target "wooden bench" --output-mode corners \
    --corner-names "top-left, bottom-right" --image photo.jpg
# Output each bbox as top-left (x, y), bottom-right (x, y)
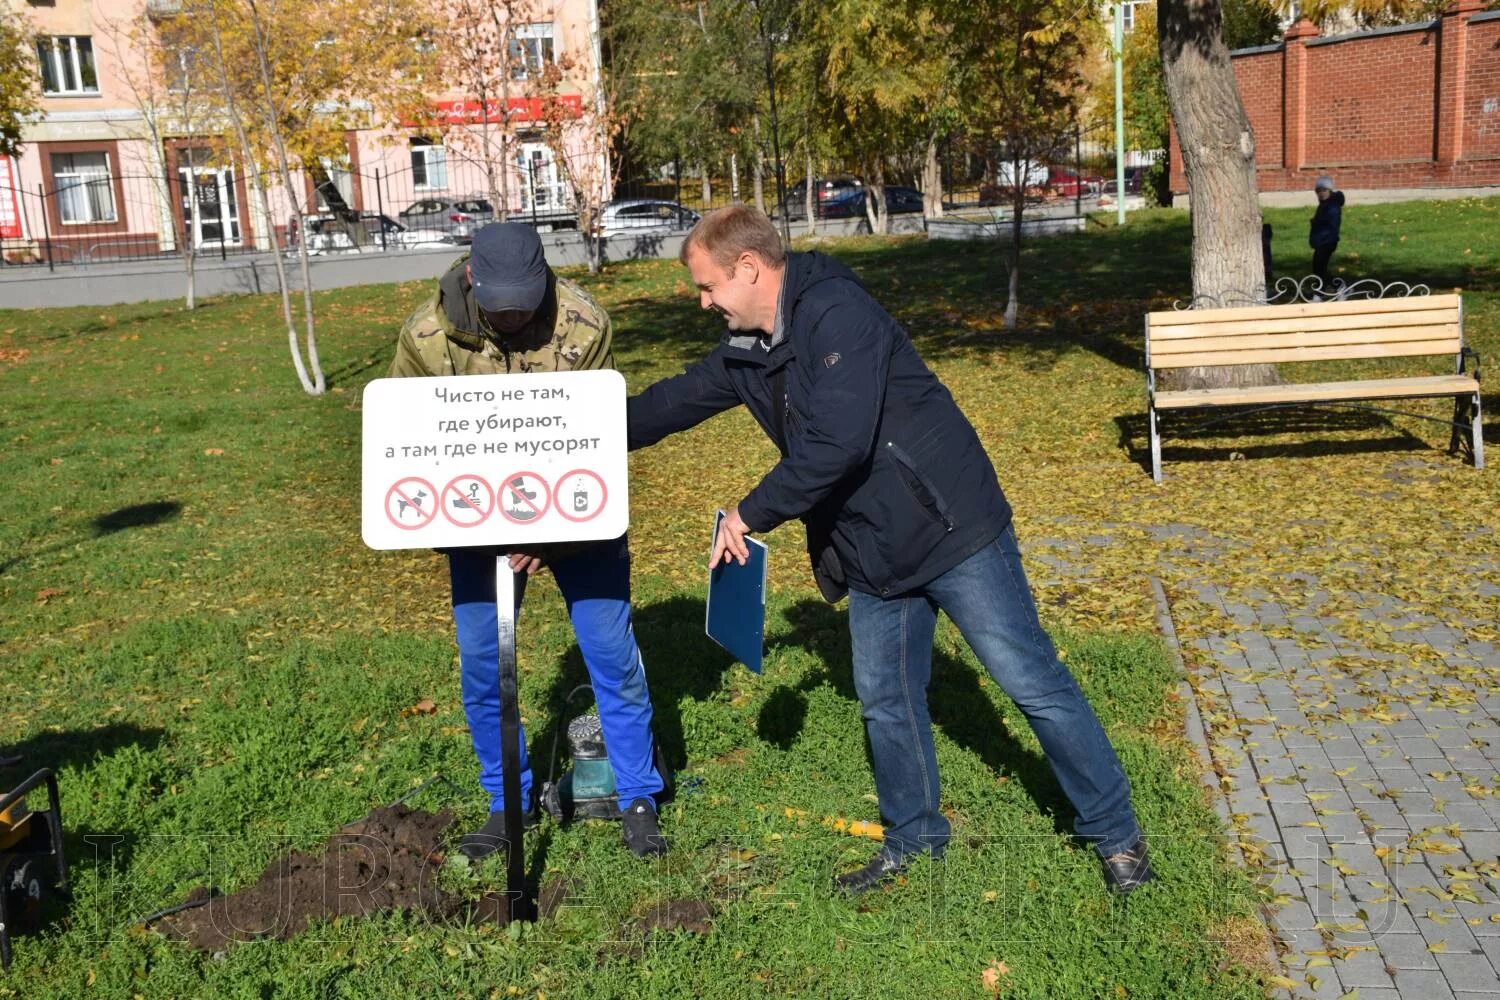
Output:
top-left (1144, 294), bottom-right (1483, 482)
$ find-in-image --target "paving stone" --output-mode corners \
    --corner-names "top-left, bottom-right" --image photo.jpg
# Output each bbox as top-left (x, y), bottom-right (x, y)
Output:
top-left (1458, 833), bottom-right (1500, 863)
top-left (1443, 749), bottom-right (1497, 772)
top-left (1391, 969), bottom-right (1458, 999)
top-left (1362, 898), bottom-right (1421, 936)
top-left (1272, 899), bottom-right (1319, 932)
top-left (1415, 916), bottom-right (1480, 956)
top-left (1399, 736), bottom-right (1452, 759)
top-left (1439, 802), bottom-right (1497, 831)
top-left (1298, 968), bottom-right (1353, 999)
top-left (1434, 728), bottom-right (1485, 749)
top-left (1331, 947), bottom-right (1398, 989)
top-left (1378, 931), bottom-right (1443, 970)
top-left (1435, 952), bottom-right (1500, 993)
top-left (1269, 779), bottom-right (1313, 804)
top-left (1480, 935), bottom-right (1500, 972)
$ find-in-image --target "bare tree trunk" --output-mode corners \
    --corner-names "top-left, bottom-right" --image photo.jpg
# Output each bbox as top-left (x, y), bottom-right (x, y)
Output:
top-left (1003, 155), bottom-right (1024, 330)
top-left (752, 113), bottom-right (766, 213)
top-left (1159, 0), bottom-right (1274, 390)
top-left (923, 131), bottom-right (944, 218)
top-left (159, 144), bottom-right (196, 310)
top-left (700, 164), bottom-right (711, 208)
top-left (206, 4), bottom-right (315, 394)
top-left (864, 159), bottom-right (888, 235)
top-left (729, 151), bottom-right (739, 202)
top-left (250, 32), bottom-right (324, 394)
top-left (185, 247), bottom-right (196, 310)
top-left (804, 150), bottom-right (817, 236)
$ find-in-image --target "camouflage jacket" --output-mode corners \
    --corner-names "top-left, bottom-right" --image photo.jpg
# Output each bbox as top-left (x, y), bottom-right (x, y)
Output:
top-left (388, 255), bottom-right (613, 378)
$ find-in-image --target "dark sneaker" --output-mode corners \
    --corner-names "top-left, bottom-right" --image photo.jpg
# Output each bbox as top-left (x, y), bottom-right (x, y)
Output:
top-left (1101, 838), bottom-right (1156, 894)
top-left (833, 847), bottom-right (910, 896)
top-left (457, 805), bottom-right (538, 861)
top-left (621, 798), bottom-right (668, 857)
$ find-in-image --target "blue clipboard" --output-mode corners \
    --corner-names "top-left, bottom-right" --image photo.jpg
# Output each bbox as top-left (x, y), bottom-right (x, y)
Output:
top-left (705, 510), bottom-right (768, 673)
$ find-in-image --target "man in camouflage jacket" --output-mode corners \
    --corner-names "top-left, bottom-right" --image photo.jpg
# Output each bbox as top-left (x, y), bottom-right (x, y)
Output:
top-left (388, 223), bottom-right (668, 859)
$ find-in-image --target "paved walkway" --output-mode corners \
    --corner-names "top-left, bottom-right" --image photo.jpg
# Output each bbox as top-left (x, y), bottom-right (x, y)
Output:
top-left (1164, 576), bottom-right (1500, 1000)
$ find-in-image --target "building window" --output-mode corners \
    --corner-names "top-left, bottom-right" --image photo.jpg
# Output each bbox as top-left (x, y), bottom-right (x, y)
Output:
top-left (410, 139), bottom-right (447, 190)
top-left (36, 36), bottom-right (99, 95)
top-left (52, 152), bottom-right (117, 223)
top-left (509, 23), bottom-right (554, 80)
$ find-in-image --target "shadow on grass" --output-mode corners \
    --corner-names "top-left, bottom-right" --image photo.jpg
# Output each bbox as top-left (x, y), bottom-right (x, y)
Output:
top-left (1114, 405), bottom-right (1466, 478)
top-left (322, 352), bottom-right (389, 390)
top-left (1, 500), bottom-right (183, 574)
top-left (91, 501), bottom-right (181, 536)
top-left (759, 600), bottom-right (1073, 842)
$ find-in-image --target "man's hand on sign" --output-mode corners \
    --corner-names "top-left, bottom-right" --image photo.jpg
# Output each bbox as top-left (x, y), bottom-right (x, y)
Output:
top-left (710, 505), bottom-right (753, 568)
top-left (508, 551), bottom-right (546, 575)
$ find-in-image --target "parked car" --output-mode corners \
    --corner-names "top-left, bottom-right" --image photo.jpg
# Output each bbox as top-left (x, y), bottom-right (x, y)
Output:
top-left (288, 212), bottom-right (457, 255)
top-left (1100, 165), bottom-right (1150, 196)
top-left (979, 160), bottom-right (1049, 206)
top-left (777, 176), bottom-right (864, 219)
top-left (595, 199), bottom-right (700, 238)
top-left (397, 196), bottom-right (496, 243)
top-left (1045, 167), bottom-right (1103, 199)
top-left (819, 184), bottom-right (925, 219)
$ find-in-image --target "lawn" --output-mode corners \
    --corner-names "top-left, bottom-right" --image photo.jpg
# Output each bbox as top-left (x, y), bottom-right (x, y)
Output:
top-left (3, 196), bottom-right (1496, 999)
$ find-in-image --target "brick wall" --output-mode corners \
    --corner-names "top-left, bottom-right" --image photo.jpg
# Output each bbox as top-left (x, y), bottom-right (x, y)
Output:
top-left (1466, 17), bottom-right (1500, 158)
top-left (1169, 0), bottom-right (1500, 194)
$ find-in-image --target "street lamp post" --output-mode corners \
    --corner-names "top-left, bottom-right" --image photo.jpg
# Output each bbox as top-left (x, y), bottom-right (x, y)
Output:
top-left (1113, 2), bottom-right (1126, 226)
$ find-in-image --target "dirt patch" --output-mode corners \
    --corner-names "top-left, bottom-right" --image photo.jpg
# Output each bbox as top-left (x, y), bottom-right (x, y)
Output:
top-left (160, 805), bottom-right (473, 952)
top-left (637, 898), bottom-right (713, 935)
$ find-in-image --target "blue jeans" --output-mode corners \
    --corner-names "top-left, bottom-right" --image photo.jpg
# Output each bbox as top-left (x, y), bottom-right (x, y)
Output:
top-left (847, 524), bottom-right (1141, 859)
top-left (448, 535), bottom-right (664, 814)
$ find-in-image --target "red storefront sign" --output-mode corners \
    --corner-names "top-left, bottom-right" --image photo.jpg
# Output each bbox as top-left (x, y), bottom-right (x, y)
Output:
top-left (0, 158), bottom-right (22, 239)
top-left (413, 94), bottom-right (583, 127)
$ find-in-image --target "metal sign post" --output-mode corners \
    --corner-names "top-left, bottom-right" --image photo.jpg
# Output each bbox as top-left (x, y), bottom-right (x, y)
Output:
top-left (494, 561), bottom-right (530, 921)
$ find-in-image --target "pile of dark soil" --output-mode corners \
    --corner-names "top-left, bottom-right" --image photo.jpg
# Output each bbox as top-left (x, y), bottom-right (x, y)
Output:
top-left (160, 805), bottom-right (539, 951)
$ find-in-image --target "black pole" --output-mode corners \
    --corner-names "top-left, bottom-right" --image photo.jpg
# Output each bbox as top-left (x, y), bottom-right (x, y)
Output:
top-left (219, 172), bottom-right (228, 261)
top-left (38, 184), bottom-right (53, 272)
top-left (753, 0), bottom-right (790, 244)
top-left (674, 154), bottom-right (681, 208)
top-left (529, 164), bottom-right (538, 229)
top-left (494, 560), bottom-right (532, 922)
top-left (1074, 125), bottom-right (1082, 219)
top-left (375, 168), bottom-right (387, 251)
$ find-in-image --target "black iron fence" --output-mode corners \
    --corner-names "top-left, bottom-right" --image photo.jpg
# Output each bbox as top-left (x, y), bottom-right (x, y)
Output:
top-left (0, 130), bottom-right (1155, 270)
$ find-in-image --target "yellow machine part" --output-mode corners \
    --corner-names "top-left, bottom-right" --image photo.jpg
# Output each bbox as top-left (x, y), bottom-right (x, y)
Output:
top-left (0, 799), bottom-right (32, 852)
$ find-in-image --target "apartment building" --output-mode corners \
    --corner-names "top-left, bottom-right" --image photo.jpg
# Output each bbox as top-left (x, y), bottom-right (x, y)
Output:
top-left (1, 0), bottom-right (607, 264)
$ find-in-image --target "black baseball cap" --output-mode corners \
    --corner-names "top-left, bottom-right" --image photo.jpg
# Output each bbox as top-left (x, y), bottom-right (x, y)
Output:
top-left (469, 222), bottom-right (549, 313)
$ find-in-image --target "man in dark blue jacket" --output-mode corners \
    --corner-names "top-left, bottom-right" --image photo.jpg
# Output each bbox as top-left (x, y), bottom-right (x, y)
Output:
top-left (627, 205), bottom-right (1153, 895)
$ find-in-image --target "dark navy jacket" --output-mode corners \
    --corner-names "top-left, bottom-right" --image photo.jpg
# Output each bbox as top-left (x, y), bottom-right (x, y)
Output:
top-left (626, 251), bottom-right (1012, 598)
top-left (1309, 191), bottom-right (1344, 249)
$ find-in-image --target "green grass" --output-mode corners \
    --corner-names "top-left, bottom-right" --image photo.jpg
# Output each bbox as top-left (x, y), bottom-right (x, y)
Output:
top-left (9, 195), bottom-right (1493, 999)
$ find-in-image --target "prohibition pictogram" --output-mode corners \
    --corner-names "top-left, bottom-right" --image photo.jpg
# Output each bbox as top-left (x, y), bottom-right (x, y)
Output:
top-left (385, 476), bottom-right (438, 530)
top-left (555, 469), bottom-right (607, 522)
top-left (498, 471), bottom-right (551, 526)
top-left (441, 473), bottom-right (495, 528)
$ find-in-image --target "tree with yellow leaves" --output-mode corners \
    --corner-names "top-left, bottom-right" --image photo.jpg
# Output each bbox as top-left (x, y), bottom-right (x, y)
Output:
top-left (0, 7), bottom-right (38, 160)
top-left (181, 0), bottom-right (435, 395)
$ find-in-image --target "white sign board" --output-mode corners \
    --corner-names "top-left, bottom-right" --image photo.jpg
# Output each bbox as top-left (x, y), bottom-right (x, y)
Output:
top-left (361, 370), bottom-right (629, 550)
